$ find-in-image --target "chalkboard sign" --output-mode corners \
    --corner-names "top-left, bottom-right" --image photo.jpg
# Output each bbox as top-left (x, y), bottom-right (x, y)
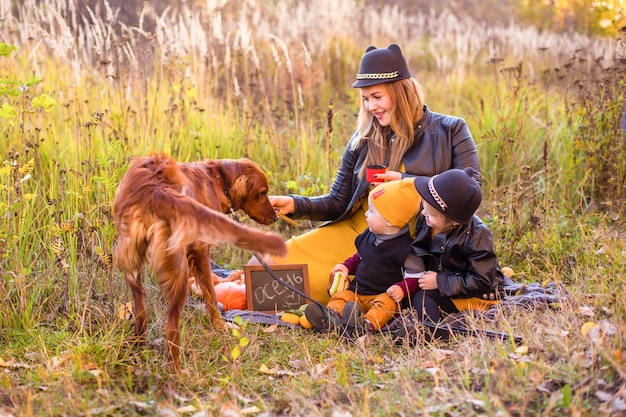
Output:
top-left (243, 264), bottom-right (310, 312)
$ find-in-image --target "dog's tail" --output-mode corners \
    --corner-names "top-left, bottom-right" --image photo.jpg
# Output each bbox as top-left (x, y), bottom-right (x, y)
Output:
top-left (153, 188), bottom-right (288, 258)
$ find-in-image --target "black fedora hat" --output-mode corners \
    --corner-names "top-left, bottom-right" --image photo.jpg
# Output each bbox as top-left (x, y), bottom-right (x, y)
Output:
top-left (414, 168), bottom-right (482, 224)
top-left (352, 44), bottom-right (412, 88)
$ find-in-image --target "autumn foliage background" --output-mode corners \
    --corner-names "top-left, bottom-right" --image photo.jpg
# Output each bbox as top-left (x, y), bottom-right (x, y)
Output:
top-left (0, 0), bottom-right (625, 416)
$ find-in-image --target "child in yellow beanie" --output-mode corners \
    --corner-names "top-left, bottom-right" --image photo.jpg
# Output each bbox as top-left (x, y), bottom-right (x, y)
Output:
top-left (305, 178), bottom-right (425, 335)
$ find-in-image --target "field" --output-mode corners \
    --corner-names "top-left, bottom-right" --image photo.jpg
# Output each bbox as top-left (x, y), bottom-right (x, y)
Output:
top-left (1, 0), bottom-right (625, 416)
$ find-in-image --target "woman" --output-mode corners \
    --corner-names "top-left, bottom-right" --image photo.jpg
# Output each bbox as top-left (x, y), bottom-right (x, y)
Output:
top-left (251, 43), bottom-right (481, 304)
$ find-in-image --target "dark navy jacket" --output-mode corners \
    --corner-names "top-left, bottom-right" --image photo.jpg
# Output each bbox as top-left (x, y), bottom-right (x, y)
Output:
top-left (348, 229), bottom-right (413, 295)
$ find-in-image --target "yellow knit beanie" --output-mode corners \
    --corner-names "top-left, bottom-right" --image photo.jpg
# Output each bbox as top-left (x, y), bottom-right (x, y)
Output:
top-left (369, 178), bottom-right (422, 227)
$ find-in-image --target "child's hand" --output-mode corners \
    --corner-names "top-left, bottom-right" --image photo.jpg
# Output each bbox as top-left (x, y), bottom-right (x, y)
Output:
top-left (327, 264), bottom-right (349, 294)
top-left (386, 284), bottom-right (404, 303)
top-left (418, 271), bottom-right (438, 290)
top-left (331, 264), bottom-right (348, 275)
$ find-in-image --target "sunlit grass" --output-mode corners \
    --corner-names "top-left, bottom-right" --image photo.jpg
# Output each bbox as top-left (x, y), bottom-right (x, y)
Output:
top-left (0, 0), bottom-right (624, 415)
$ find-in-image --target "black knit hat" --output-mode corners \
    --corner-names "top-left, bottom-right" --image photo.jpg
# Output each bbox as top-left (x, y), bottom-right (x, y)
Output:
top-left (352, 44), bottom-right (412, 88)
top-left (414, 168), bottom-right (482, 224)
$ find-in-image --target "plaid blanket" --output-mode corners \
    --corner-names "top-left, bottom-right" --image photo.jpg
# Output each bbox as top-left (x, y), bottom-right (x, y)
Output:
top-left (221, 278), bottom-right (570, 331)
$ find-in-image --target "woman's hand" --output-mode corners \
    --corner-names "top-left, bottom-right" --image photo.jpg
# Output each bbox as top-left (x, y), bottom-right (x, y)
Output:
top-left (418, 271), bottom-right (438, 290)
top-left (386, 284), bottom-right (404, 303)
top-left (269, 195), bottom-right (295, 215)
top-left (374, 170), bottom-right (403, 182)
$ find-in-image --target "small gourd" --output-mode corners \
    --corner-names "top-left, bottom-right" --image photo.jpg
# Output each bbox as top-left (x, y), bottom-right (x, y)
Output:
top-left (214, 281), bottom-right (247, 311)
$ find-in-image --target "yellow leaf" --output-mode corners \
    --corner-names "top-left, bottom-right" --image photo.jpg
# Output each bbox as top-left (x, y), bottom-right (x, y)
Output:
top-left (502, 267), bottom-right (515, 276)
top-left (0, 357), bottom-right (15, 367)
top-left (259, 364), bottom-right (273, 374)
top-left (581, 321), bottom-right (597, 336)
top-left (32, 93), bottom-right (57, 112)
top-left (116, 302), bottom-right (133, 320)
top-left (515, 345), bottom-right (529, 354)
top-left (176, 405), bottom-right (196, 413)
top-left (231, 346), bottom-right (240, 360)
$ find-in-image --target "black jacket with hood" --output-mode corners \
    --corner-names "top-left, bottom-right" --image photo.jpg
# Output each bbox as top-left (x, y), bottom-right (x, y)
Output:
top-left (411, 215), bottom-right (505, 298)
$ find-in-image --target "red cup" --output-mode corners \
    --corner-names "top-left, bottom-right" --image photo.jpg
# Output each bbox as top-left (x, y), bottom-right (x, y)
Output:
top-left (366, 165), bottom-right (386, 184)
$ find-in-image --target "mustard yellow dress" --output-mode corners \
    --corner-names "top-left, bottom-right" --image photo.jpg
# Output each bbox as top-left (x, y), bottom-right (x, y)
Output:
top-left (271, 204), bottom-right (368, 305)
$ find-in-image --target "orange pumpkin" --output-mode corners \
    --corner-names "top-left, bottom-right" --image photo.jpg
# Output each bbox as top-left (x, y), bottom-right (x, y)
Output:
top-left (214, 281), bottom-right (247, 311)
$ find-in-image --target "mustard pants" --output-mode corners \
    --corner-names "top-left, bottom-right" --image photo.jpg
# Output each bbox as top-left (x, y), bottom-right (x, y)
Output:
top-left (327, 289), bottom-right (398, 330)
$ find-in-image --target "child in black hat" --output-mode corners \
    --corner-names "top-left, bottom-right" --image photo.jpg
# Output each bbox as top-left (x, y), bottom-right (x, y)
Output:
top-left (395, 167), bottom-right (506, 343)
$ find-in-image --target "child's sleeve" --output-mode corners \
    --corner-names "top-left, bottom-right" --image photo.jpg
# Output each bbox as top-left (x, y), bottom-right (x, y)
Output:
top-left (342, 253), bottom-right (361, 275)
top-left (396, 253), bottom-right (426, 298)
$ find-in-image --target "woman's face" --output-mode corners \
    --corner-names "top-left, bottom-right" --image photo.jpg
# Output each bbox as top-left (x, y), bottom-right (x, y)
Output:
top-left (361, 84), bottom-right (394, 126)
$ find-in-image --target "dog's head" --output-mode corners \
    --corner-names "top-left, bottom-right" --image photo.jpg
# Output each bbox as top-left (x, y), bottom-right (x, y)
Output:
top-left (218, 158), bottom-right (278, 225)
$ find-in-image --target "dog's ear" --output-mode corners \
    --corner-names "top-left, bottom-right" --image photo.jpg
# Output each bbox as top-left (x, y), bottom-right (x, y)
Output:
top-left (218, 159), bottom-right (248, 209)
top-left (218, 159), bottom-right (243, 183)
top-left (228, 175), bottom-right (250, 209)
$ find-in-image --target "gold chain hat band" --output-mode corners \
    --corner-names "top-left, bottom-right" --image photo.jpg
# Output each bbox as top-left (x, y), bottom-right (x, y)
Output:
top-left (427, 176), bottom-right (447, 211)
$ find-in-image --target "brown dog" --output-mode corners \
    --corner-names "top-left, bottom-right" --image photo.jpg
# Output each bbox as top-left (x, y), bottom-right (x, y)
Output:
top-left (113, 153), bottom-right (287, 372)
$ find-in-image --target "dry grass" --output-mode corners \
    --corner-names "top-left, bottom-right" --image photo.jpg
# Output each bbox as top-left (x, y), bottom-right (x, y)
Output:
top-left (0, 0), bottom-right (625, 416)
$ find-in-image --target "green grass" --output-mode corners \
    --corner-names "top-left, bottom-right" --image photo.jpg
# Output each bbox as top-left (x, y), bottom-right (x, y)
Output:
top-left (0, 0), bottom-right (625, 416)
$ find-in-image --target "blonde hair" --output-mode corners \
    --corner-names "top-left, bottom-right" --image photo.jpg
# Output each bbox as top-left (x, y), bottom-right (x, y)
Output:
top-left (351, 78), bottom-right (425, 178)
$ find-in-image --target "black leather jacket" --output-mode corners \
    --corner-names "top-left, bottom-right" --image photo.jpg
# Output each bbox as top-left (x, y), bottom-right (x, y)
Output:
top-left (411, 215), bottom-right (505, 298)
top-left (290, 106), bottom-right (481, 225)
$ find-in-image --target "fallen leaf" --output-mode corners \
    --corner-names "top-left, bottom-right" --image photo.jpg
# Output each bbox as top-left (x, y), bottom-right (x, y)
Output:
top-left (176, 405), bottom-right (196, 413)
top-left (581, 321), bottom-right (597, 336)
top-left (0, 357), bottom-right (15, 367)
top-left (502, 267), bottom-right (515, 276)
top-left (155, 404), bottom-right (178, 417)
top-left (432, 349), bottom-right (454, 362)
top-left (421, 360), bottom-right (437, 368)
top-left (259, 364), bottom-right (274, 375)
top-left (116, 302), bottom-right (133, 320)
top-left (613, 397), bottom-right (626, 412)
top-left (578, 305), bottom-right (595, 317)
top-left (425, 367), bottom-right (440, 375)
top-left (596, 390), bottom-right (614, 402)
top-left (571, 351), bottom-right (593, 368)
top-left (48, 356), bottom-right (64, 369)
top-left (262, 324), bottom-right (278, 333)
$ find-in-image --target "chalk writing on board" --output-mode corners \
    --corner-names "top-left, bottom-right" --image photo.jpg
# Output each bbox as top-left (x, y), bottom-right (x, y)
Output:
top-left (243, 264), bottom-right (309, 312)
top-left (253, 271), bottom-right (303, 307)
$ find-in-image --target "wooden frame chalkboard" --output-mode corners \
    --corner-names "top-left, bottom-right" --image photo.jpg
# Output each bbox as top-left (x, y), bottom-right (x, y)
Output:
top-left (243, 264), bottom-right (310, 312)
